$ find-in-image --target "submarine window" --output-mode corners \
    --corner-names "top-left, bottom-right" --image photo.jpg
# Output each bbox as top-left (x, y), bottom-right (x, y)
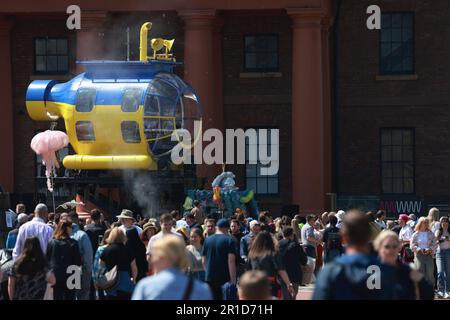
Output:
top-left (121, 121), bottom-right (141, 143)
top-left (76, 88), bottom-right (96, 112)
top-left (121, 88), bottom-right (142, 112)
top-left (75, 121), bottom-right (95, 141)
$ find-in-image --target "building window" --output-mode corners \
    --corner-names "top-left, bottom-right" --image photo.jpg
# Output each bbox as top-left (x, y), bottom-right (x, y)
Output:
top-left (245, 128), bottom-right (279, 195)
top-left (34, 38), bottom-right (69, 74)
top-left (244, 34), bottom-right (278, 72)
top-left (379, 12), bottom-right (414, 75)
top-left (75, 121), bottom-right (96, 141)
top-left (381, 128), bottom-right (414, 194)
top-left (121, 121), bottom-right (141, 143)
top-left (76, 88), bottom-right (96, 112)
top-left (122, 88), bottom-right (142, 112)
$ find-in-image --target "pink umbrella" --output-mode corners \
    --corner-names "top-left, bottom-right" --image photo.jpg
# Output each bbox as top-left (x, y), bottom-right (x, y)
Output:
top-left (30, 130), bottom-right (69, 192)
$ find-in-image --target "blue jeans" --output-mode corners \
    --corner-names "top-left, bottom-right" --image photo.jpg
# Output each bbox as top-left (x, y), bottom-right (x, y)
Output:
top-left (436, 249), bottom-right (450, 293)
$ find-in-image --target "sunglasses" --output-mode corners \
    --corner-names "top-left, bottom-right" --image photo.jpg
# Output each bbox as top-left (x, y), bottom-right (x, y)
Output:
top-left (383, 244), bottom-right (399, 250)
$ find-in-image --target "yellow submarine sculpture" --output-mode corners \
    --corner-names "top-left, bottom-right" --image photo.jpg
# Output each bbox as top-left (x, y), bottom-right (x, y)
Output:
top-left (26, 22), bottom-right (202, 171)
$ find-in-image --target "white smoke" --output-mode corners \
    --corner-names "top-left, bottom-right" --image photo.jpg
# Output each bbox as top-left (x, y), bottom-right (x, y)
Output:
top-left (121, 170), bottom-right (160, 218)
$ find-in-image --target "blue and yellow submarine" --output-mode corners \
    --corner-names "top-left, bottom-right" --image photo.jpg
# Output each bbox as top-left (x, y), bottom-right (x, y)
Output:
top-left (26, 22), bottom-right (202, 171)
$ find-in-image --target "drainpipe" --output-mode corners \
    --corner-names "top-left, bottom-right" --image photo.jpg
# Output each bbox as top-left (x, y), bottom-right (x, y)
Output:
top-left (332, 0), bottom-right (342, 200)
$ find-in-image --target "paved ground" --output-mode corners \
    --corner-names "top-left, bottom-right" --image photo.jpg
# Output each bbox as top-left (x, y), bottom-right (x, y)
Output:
top-left (296, 284), bottom-right (315, 300)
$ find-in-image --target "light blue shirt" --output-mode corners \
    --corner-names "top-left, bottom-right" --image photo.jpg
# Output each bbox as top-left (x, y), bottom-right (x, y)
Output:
top-left (13, 217), bottom-right (53, 260)
top-left (71, 224), bottom-right (93, 270)
top-left (132, 268), bottom-right (212, 300)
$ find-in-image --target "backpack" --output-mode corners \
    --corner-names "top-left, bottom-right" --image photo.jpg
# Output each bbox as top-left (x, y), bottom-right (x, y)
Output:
top-left (327, 231), bottom-right (342, 250)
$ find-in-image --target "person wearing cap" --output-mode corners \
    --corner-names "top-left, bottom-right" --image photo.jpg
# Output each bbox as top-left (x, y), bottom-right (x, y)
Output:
top-left (140, 222), bottom-right (158, 248)
top-left (117, 209), bottom-right (143, 236)
top-left (398, 214), bottom-right (414, 244)
top-left (408, 214), bottom-right (418, 229)
top-left (5, 213), bottom-right (29, 250)
top-left (201, 218), bottom-right (237, 300)
top-left (13, 204), bottom-right (53, 261)
top-left (398, 214), bottom-right (414, 264)
top-left (240, 220), bottom-right (261, 263)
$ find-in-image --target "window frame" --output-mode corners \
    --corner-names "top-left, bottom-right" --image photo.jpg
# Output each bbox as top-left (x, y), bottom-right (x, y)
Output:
top-left (75, 121), bottom-right (96, 142)
top-left (378, 12), bottom-right (415, 75)
top-left (121, 88), bottom-right (143, 113)
top-left (244, 127), bottom-right (280, 196)
top-left (380, 127), bottom-right (415, 195)
top-left (243, 33), bottom-right (279, 73)
top-left (33, 37), bottom-right (69, 75)
top-left (75, 88), bottom-right (97, 113)
top-left (121, 121), bottom-right (142, 144)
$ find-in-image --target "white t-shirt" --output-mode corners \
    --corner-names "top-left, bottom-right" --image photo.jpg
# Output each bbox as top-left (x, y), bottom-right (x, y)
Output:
top-left (146, 231), bottom-right (183, 256)
top-left (119, 224), bottom-right (143, 236)
top-left (399, 224), bottom-right (413, 242)
top-left (416, 232), bottom-right (429, 250)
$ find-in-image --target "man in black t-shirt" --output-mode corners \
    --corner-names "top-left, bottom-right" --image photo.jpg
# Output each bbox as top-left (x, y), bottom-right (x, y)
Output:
top-left (84, 209), bottom-right (107, 257)
top-left (201, 219), bottom-right (237, 300)
top-left (322, 215), bottom-right (343, 264)
top-left (279, 226), bottom-right (307, 299)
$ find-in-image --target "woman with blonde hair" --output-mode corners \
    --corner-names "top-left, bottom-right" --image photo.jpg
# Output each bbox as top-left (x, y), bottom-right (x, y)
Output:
top-left (99, 227), bottom-right (137, 300)
top-left (410, 217), bottom-right (437, 286)
top-left (374, 230), bottom-right (433, 299)
top-left (428, 208), bottom-right (441, 233)
top-left (132, 235), bottom-right (212, 300)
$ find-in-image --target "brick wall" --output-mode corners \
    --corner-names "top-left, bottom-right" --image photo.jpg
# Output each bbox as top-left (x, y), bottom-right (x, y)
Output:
top-left (338, 0), bottom-right (450, 196)
top-left (221, 11), bottom-right (293, 215)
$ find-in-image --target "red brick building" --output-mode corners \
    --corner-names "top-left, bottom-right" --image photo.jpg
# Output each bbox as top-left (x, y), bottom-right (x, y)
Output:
top-left (1, 0), bottom-right (448, 218)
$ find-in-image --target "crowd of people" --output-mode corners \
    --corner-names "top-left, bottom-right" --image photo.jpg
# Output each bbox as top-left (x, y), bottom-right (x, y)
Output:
top-left (0, 201), bottom-right (449, 300)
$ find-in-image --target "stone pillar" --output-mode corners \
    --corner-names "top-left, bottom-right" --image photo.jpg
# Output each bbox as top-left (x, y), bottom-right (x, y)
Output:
top-left (76, 11), bottom-right (107, 73)
top-left (179, 9), bottom-right (221, 187)
top-left (288, 8), bottom-right (331, 214)
top-left (0, 16), bottom-right (14, 192)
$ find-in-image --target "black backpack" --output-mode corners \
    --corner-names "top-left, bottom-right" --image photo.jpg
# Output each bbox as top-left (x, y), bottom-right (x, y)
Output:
top-left (327, 231), bottom-right (342, 250)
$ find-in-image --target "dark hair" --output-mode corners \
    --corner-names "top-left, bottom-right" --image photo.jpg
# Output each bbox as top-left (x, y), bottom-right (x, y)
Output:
top-left (170, 210), bottom-right (180, 219)
top-left (306, 214), bottom-right (316, 223)
top-left (90, 209), bottom-right (101, 221)
top-left (160, 213), bottom-right (173, 223)
top-left (230, 219), bottom-right (239, 226)
top-left (15, 237), bottom-right (47, 276)
top-left (48, 212), bottom-right (55, 222)
top-left (282, 226), bottom-right (294, 238)
top-left (437, 216), bottom-right (449, 239)
top-left (236, 213), bottom-right (245, 222)
top-left (69, 211), bottom-right (79, 223)
top-left (366, 211), bottom-right (376, 222)
top-left (376, 210), bottom-right (386, 219)
top-left (185, 213), bottom-right (195, 220)
top-left (193, 200), bottom-right (200, 206)
top-left (248, 231), bottom-right (277, 259)
top-left (342, 210), bottom-right (371, 246)
top-left (329, 215), bottom-right (338, 226)
top-left (280, 215), bottom-right (291, 226)
top-left (206, 218), bottom-right (216, 225)
top-left (258, 215), bottom-right (268, 224)
top-left (53, 221), bottom-right (73, 240)
top-left (54, 212), bottom-right (61, 224)
top-left (190, 227), bottom-right (205, 245)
